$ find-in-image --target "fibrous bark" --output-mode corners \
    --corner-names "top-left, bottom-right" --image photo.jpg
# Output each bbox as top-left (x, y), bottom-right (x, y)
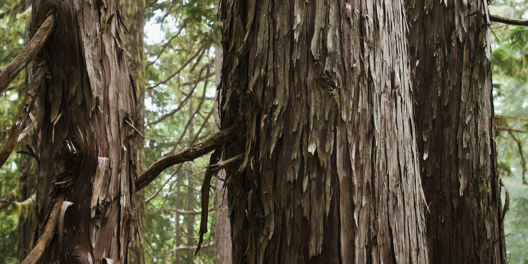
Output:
top-left (219, 0), bottom-right (428, 263)
top-left (406, 0), bottom-right (506, 263)
top-left (31, 0), bottom-right (140, 262)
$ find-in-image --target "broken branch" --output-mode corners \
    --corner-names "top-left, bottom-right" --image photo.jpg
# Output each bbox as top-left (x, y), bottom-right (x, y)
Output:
top-left (21, 194), bottom-right (65, 264)
top-left (0, 65), bottom-right (46, 170)
top-left (0, 15), bottom-right (54, 96)
top-left (490, 14), bottom-right (528, 26)
top-left (135, 125), bottom-right (237, 191)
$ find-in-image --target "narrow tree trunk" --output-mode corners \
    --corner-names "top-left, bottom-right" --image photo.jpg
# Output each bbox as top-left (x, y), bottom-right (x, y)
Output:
top-left (406, 1), bottom-right (506, 263)
top-left (213, 44), bottom-right (233, 263)
top-left (186, 102), bottom-right (196, 264)
top-left (219, 0), bottom-right (428, 263)
top-left (31, 0), bottom-right (139, 262)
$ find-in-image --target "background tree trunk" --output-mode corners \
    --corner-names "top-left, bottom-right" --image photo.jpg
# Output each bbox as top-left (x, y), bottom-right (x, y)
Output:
top-left (121, 0), bottom-right (146, 263)
top-left (31, 0), bottom-right (140, 262)
top-left (219, 0), bottom-right (428, 263)
top-left (406, 1), bottom-right (506, 263)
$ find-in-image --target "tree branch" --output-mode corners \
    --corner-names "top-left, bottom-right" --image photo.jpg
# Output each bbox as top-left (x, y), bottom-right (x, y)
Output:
top-left (21, 194), bottom-right (65, 264)
top-left (135, 125), bottom-right (237, 191)
top-left (146, 47), bottom-right (205, 90)
top-left (490, 14), bottom-right (528, 26)
top-left (165, 207), bottom-right (215, 215)
top-left (0, 64), bottom-right (46, 170)
top-left (0, 15), bottom-right (54, 97)
top-left (497, 126), bottom-right (525, 133)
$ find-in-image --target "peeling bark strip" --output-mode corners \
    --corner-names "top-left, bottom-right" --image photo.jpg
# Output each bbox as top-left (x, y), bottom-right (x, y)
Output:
top-left (0, 15), bottom-right (54, 96)
top-left (135, 125), bottom-right (238, 191)
top-left (31, 0), bottom-right (139, 263)
top-left (219, 0), bottom-right (428, 263)
top-left (406, 0), bottom-right (506, 263)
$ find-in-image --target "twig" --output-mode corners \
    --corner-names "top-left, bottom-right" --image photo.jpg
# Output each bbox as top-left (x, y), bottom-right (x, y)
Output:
top-left (0, 15), bottom-right (54, 97)
top-left (21, 194), bottom-right (65, 264)
top-left (147, 47), bottom-right (205, 90)
top-left (0, 65), bottom-right (46, 170)
top-left (497, 126), bottom-right (525, 133)
top-left (146, 18), bottom-right (189, 68)
top-left (490, 14), bottom-right (528, 26)
top-left (508, 131), bottom-right (527, 185)
top-left (135, 125), bottom-right (238, 191)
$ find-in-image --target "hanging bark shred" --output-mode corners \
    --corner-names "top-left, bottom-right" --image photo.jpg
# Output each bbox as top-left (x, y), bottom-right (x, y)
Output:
top-left (0, 14), bottom-right (54, 96)
top-left (219, 0), bottom-right (428, 263)
top-left (406, 0), bottom-right (506, 263)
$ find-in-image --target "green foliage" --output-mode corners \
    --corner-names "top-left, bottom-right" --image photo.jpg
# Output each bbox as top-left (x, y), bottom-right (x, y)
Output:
top-left (492, 0), bottom-right (528, 262)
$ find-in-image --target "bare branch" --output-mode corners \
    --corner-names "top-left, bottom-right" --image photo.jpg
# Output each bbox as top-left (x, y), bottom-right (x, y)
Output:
top-left (0, 64), bottom-right (46, 170)
top-left (21, 194), bottom-right (65, 264)
top-left (147, 47), bottom-right (205, 90)
top-left (135, 125), bottom-right (237, 191)
top-left (497, 126), bottom-right (526, 133)
top-left (165, 207), bottom-right (215, 215)
top-left (146, 18), bottom-right (189, 68)
top-left (0, 15), bottom-right (54, 96)
top-left (490, 14), bottom-right (528, 26)
top-left (508, 131), bottom-right (527, 185)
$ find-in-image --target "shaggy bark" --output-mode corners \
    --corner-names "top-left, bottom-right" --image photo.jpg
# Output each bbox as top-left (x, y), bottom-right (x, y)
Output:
top-left (121, 0), bottom-right (146, 262)
top-left (406, 1), bottom-right (506, 263)
top-left (219, 0), bottom-right (428, 263)
top-left (30, 0), bottom-right (140, 262)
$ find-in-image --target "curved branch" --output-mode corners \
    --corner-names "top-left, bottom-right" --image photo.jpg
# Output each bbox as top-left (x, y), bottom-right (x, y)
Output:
top-left (135, 125), bottom-right (237, 191)
top-left (0, 64), bottom-right (46, 170)
top-left (21, 194), bottom-right (65, 264)
top-left (0, 15), bottom-right (54, 96)
top-left (490, 14), bottom-right (528, 26)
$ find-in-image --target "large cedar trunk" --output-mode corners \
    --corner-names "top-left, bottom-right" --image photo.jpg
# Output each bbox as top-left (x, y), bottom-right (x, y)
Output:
top-left (31, 0), bottom-right (140, 262)
top-left (406, 1), bottom-right (506, 263)
top-left (219, 0), bottom-right (428, 263)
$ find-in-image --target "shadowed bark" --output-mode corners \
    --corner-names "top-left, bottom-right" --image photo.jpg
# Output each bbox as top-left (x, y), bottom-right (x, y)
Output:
top-left (406, 0), bottom-right (506, 263)
top-left (218, 0), bottom-right (428, 263)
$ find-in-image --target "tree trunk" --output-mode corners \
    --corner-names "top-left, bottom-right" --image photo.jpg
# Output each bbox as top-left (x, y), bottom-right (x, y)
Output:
top-left (406, 1), bottom-right (506, 263)
top-left (213, 44), bottom-right (233, 263)
top-left (31, 0), bottom-right (140, 262)
top-left (121, 0), bottom-right (146, 263)
top-left (219, 0), bottom-right (428, 263)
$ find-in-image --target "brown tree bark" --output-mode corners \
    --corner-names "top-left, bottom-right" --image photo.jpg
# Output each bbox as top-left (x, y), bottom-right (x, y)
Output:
top-left (406, 1), bottom-right (506, 263)
top-left (30, 0), bottom-right (140, 262)
top-left (121, 0), bottom-right (146, 262)
top-left (218, 0), bottom-right (428, 263)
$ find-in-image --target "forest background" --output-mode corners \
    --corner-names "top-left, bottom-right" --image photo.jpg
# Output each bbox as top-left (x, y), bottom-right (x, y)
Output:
top-left (0, 0), bottom-right (528, 263)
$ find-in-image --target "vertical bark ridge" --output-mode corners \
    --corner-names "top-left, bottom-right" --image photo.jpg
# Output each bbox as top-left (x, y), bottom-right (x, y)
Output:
top-left (220, 0), bottom-right (428, 263)
top-left (406, 0), bottom-right (505, 263)
top-left (31, 0), bottom-right (139, 262)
